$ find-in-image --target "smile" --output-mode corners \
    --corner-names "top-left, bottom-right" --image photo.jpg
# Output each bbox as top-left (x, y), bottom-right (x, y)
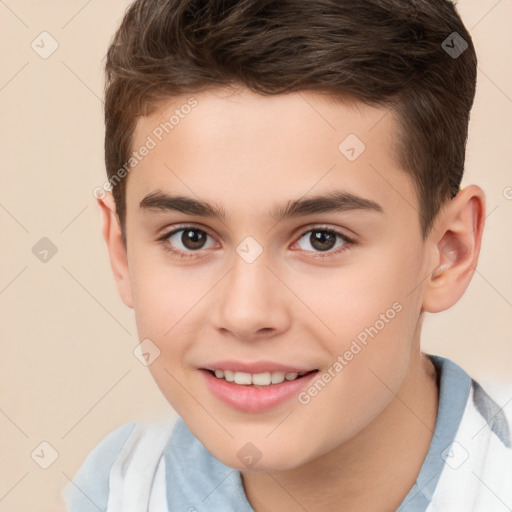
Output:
top-left (200, 368), bottom-right (320, 412)
top-left (207, 369), bottom-right (315, 386)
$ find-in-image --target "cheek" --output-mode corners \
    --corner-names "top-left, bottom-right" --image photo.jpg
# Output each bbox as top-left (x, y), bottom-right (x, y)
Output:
top-left (322, 243), bottom-right (423, 344)
top-left (128, 261), bottom-right (204, 417)
top-left (289, 309), bottom-right (415, 462)
top-left (128, 251), bottom-right (203, 338)
top-left (289, 257), bottom-right (419, 427)
top-left (292, 257), bottom-right (411, 350)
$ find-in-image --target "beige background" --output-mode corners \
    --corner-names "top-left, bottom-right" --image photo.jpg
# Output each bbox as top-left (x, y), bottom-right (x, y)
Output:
top-left (0, 1), bottom-right (511, 510)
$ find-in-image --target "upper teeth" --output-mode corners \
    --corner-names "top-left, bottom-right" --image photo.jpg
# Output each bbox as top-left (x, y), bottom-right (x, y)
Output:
top-left (213, 369), bottom-right (307, 386)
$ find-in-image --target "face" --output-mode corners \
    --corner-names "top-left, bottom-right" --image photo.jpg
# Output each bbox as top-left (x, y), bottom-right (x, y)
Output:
top-left (121, 86), bottom-right (432, 471)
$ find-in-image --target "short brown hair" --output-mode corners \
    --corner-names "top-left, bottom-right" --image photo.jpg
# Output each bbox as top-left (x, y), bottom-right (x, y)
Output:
top-left (104, 0), bottom-right (477, 246)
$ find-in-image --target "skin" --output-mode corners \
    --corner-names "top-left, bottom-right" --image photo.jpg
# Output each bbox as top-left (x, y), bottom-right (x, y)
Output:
top-left (98, 85), bottom-right (485, 511)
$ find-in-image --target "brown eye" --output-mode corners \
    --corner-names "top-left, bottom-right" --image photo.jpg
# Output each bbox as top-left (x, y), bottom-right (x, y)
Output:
top-left (158, 226), bottom-right (217, 256)
top-left (179, 229), bottom-right (208, 250)
top-left (295, 227), bottom-right (353, 257)
top-left (308, 230), bottom-right (337, 251)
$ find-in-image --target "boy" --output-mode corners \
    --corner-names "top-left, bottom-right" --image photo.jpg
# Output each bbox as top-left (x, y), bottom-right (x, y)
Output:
top-left (63, 0), bottom-right (512, 510)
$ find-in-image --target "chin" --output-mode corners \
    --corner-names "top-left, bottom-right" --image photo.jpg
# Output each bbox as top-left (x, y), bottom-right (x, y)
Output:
top-left (207, 440), bottom-right (311, 473)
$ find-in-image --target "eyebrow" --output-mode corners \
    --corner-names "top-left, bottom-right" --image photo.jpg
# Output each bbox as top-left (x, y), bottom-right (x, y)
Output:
top-left (139, 190), bottom-right (384, 222)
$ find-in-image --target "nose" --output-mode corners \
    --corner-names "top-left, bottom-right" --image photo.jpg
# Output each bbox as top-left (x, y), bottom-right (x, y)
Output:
top-left (211, 250), bottom-right (290, 341)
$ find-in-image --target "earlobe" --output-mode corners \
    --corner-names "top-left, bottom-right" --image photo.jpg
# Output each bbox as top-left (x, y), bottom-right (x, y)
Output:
top-left (422, 185), bottom-right (485, 313)
top-left (97, 192), bottom-right (134, 309)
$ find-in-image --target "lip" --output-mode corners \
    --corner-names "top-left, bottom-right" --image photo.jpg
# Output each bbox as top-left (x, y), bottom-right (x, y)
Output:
top-left (199, 360), bottom-right (315, 374)
top-left (199, 368), bottom-right (319, 413)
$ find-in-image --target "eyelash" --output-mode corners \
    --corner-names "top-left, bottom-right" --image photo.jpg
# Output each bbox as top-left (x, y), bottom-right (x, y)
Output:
top-left (156, 224), bottom-right (356, 260)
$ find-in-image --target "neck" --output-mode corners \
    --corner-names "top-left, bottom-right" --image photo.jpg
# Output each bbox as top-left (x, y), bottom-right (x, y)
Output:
top-left (241, 351), bottom-right (439, 512)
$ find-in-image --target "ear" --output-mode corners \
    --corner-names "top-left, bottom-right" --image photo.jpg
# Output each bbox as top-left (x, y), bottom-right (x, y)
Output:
top-left (97, 191), bottom-right (134, 309)
top-left (422, 185), bottom-right (486, 313)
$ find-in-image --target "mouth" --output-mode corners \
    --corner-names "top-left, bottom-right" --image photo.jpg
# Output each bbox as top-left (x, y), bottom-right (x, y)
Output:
top-left (199, 367), bottom-right (320, 412)
top-left (201, 368), bottom-right (319, 388)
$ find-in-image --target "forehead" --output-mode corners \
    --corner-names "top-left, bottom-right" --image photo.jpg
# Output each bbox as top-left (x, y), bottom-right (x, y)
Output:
top-left (126, 86), bottom-right (416, 223)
